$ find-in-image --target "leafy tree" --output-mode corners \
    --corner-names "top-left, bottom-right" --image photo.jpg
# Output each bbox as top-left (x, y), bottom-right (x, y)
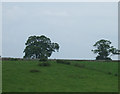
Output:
top-left (92, 39), bottom-right (119, 60)
top-left (23, 35), bottom-right (59, 60)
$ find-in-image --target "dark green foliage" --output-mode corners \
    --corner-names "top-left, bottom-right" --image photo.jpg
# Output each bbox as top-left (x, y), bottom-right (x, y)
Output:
top-left (108, 72), bottom-right (112, 75)
top-left (92, 39), bottom-right (119, 60)
top-left (23, 35), bottom-right (59, 60)
top-left (9, 58), bottom-right (18, 61)
top-left (56, 60), bottom-right (63, 63)
top-left (56, 60), bottom-right (70, 65)
top-left (114, 74), bottom-right (118, 76)
top-left (96, 56), bottom-right (112, 61)
top-left (38, 62), bottom-right (51, 66)
top-left (56, 60), bottom-right (65, 64)
top-left (65, 62), bottom-right (70, 65)
top-left (39, 58), bottom-right (48, 62)
top-left (30, 69), bottom-right (40, 73)
top-left (74, 63), bottom-right (85, 68)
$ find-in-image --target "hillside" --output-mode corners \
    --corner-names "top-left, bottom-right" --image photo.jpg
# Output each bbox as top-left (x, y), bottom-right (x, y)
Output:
top-left (2, 60), bottom-right (118, 92)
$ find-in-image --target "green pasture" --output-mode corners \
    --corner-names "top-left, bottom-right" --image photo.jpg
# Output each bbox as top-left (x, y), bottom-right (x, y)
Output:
top-left (2, 60), bottom-right (118, 92)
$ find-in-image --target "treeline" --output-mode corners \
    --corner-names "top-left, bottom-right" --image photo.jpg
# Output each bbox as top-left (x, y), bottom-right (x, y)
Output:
top-left (1, 58), bottom-right (119, 62)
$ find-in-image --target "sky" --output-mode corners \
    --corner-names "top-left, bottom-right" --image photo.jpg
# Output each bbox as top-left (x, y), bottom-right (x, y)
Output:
top-left (2, 2), bottom-right (118, 60)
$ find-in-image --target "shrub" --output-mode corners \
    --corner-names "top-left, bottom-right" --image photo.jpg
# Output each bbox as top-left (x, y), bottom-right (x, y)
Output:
top-left (65, 62), bottom-right (71, 65)
top-left (96, 56), bottom-right (112, 61)
top-left (30, 69), bottom-right (40, 73)
top-left (38, 62), bottom-right (51, 66)
top-left (105, 57), bottom-right (112, 61)
top-left (108, 72), bottom-right (112, 75)
top-left (9, 58), bottom-right (18, 61)
top-left (74, 63), bottom-right (85, 68)
top-left (39, 58), bottom-right (48, 62)
top-left (56, 60), bottom-right (64, 63)
top-left (56, 60), bottom-right (70, 65)
top-left (114, 73), bottom-right (118, 76)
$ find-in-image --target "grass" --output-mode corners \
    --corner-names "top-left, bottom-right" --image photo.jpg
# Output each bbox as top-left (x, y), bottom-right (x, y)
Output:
top-left (2, 60), bottom-right (118, 92)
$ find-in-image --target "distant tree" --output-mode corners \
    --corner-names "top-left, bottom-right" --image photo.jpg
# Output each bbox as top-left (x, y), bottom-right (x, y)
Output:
top-left (23, 35), bottom-right (59, 60)
top-left (111, 48), bottom-right (120, 55)
top-left (92, 39), bottom-right (119, 60)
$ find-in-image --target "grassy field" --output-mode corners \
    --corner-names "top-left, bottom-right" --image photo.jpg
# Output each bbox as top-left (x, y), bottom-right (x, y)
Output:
top-left (2, 60), bottom-right (118, 92)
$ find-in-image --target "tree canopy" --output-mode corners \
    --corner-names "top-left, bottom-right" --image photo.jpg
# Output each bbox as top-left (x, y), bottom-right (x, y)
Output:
top-left (92, 39), bottom-right (119, 60)
top-left (23, 35), bottom-right (59, 60)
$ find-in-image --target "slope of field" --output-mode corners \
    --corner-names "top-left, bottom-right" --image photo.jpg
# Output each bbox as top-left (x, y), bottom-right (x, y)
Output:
top-left (2, 60), bottom-right (118, 92)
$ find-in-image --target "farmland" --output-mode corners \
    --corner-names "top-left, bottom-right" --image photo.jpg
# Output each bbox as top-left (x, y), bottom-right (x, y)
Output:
top-left (2, 60), bottom-right (118, 92)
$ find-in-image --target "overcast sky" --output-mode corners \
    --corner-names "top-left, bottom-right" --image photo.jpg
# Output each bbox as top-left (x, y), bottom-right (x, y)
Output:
top-left (2, 2), bottom-right (118, 60)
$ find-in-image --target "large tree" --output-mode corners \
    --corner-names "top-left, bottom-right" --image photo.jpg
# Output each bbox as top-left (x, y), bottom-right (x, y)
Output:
top-left (92, 39), bottom-right (119, 60)
top-left (23, 35), bottom-right (59, 60)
